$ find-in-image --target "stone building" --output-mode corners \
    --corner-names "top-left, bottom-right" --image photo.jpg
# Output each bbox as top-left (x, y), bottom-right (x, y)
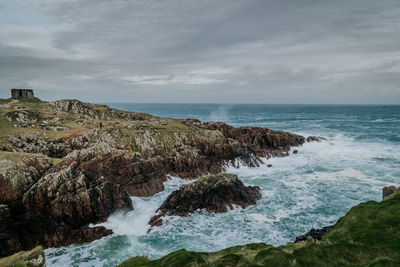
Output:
top-left (11, 89), bottom-right (34, 99)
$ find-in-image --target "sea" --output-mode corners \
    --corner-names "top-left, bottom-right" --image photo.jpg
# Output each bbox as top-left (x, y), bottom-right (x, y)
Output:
top-left (45, 104), bottom-right (400, 267)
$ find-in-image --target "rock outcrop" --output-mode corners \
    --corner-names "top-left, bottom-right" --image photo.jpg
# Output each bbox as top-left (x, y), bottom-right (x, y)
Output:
top-left (149, 173), bottom-right (261, 227)
top-left (5, 109), bottom-right (42, 124)
top-left (0, 154), bottom-right (132, 255)
top-left (2, 134), bottom-right (72, 158)
top-left (294, 226), bottom-right (332, 242)
top-left (383, 185), bottom-right (397, 199)
top-left (51, 99), bottom-right (98, 117)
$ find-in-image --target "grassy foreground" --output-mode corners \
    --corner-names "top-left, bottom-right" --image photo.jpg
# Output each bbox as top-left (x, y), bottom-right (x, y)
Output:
top-left (118, 189), bottom-right (400, 266)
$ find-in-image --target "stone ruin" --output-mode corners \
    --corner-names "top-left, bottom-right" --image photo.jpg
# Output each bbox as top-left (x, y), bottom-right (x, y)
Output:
top-left (11, 88), bottom-right (35, 99)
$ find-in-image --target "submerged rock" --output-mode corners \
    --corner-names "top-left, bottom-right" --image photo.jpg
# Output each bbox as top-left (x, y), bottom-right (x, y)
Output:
top-left (306, 136), bottom-right (327, 142)
top-left (149, 173), bottom-right (261, 227)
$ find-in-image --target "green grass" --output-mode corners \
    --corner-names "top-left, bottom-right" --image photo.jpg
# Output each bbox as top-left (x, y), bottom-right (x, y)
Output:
top-left (117, 190), bottom-right (400, 266)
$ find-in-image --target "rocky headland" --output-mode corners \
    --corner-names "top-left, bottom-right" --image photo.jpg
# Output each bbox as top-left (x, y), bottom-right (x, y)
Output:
top-left (0, 97), bottom-right (309, 257)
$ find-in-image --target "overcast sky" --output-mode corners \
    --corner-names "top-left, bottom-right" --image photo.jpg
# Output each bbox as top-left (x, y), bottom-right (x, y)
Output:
top-left (1, 0), bottom-right (400, 104)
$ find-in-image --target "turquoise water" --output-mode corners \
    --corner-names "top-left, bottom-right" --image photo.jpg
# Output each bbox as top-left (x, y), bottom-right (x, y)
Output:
top-left (46, 104), bottom-right (400, 267)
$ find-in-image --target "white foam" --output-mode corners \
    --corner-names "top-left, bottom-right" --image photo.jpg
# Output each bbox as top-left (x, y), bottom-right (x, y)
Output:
top-left (97, 176), bottom-right (189, 236)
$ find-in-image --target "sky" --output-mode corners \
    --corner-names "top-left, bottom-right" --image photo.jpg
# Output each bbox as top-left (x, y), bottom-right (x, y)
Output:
top-left (0, 0), bottom-right (400, 104)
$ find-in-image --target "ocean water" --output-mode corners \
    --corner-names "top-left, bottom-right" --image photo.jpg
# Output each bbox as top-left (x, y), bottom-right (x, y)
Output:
top-left (45, 104), bottom-right (400, 267)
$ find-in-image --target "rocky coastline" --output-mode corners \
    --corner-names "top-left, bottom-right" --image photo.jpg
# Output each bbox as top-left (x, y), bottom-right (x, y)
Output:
top-left (0, 98), bottom-right (309, 258)
top-left (119, 186), bottom-right (400, 266)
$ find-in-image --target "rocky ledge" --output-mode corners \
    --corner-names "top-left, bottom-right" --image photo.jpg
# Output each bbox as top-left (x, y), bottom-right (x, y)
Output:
top-left (149, 173), bottom-right (261, 227)
top-left (0, 153), bottom-right (132, 257)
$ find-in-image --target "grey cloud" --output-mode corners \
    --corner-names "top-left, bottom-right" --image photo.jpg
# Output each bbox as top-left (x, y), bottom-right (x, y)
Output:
top-left (0, 0), bottom-right (400, 104)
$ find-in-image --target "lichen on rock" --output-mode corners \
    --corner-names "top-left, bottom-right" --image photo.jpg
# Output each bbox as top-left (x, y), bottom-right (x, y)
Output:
top-left (5, 109), bottom-right (42, 124)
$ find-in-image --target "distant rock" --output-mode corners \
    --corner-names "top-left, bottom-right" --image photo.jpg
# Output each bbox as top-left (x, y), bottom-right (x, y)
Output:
top-left (51, 99), bottom-right (98, 118)
top-left (383, 185), bottom-right (397, 199)
top-left (306, 136), bottom-right (327, 142)
top-left (149, 173), bottom-right (261, 227)
top-left (293, 150), bottom-right (298, 154)
top-left (294, 226), bottom-right (332, 242)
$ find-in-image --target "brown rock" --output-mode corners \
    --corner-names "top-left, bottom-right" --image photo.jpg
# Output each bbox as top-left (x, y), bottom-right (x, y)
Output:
top-left (149, 173), bottom-right (261, 227)
top-left (0, 205), bottom-right (22, 257)
top-left (0, 155), bottom-right (132, 256)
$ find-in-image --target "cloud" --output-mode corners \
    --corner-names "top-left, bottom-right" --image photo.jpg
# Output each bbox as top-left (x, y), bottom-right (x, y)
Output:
top-left (0, 0), bottom-right (400, 104)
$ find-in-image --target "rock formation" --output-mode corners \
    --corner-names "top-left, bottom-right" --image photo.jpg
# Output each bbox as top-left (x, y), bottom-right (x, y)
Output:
top-left (383, 185), bottom-right (397, 199)
top-left (294, 226), bottom-right (332, 242)
top-left (5, 109), bottom-right (42, 124)
top-left (0, 154), bottom-right (132, 255)
top-left (149, 173), bottom-right (261, 227)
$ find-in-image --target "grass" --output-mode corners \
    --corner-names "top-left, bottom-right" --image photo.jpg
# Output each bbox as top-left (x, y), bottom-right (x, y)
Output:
top-left (117, 189), bottom-right (400, 266)
top-left (0, 246), bottom-right (43, 267)
top-left (0, 98), bottom-right (221, 158)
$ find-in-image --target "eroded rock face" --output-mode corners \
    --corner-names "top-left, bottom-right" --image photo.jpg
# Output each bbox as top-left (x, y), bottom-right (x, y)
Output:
top-left (149, 173), bottom-right (261, 227)
top-left (0, 156), bottom-right (51, 204)
top-left (0, 155), bottom-right (132, 255)
top-left (0, 205), bottom-right (22, 257)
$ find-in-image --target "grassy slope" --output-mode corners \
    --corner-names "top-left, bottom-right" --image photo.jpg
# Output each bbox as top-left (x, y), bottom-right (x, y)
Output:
top-left (118, 190), bottom-right (400, 267)
top-left (0, 98), bottom-right (209, 156)
top-left (0, 246), bottom-right (43, 267)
